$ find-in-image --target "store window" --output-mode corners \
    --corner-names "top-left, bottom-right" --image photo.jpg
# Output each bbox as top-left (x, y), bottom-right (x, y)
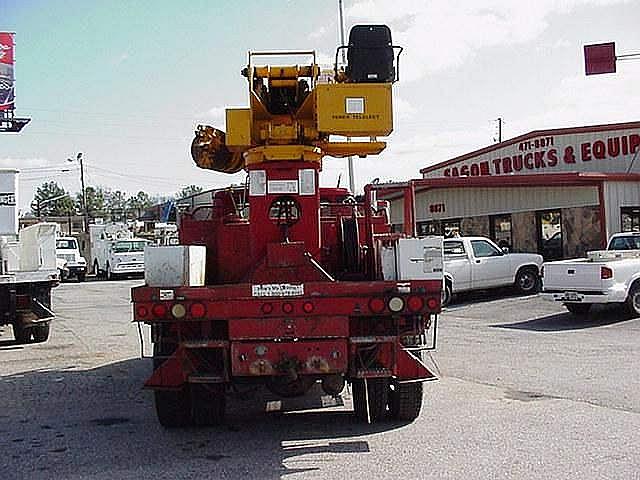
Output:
top-left (490, 214), bottom-right (512, 250)
top-left (537, 209), bottom-right (562, 260)
top-left (417, 221), bottom-right (439, 236)
top-left (621, 207), bottom-right (640, 232)
top-left (417, 219), bottom-right (461, 237)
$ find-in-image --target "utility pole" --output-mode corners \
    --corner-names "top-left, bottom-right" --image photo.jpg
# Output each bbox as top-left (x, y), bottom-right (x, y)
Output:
top-left (496, 117), bottom-right (502, 143)
top-left (68, 152), bottom-right (88, 232)
top-left (338, 0), bottom-right (356, 194)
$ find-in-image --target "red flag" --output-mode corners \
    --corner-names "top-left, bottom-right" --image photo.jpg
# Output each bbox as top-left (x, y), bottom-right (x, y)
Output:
top-left (0, 32), bottom-right (14, 65)
top-left (0, 32), bottom-right (15, 111)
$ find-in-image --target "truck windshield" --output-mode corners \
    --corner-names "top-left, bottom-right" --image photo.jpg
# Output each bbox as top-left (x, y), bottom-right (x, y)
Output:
top-left (609, 236), bottom-right (640, 250)
top-left (114, 241), bottom-right (147, 253)
top-left (56, 239), bottom-right (77, 249)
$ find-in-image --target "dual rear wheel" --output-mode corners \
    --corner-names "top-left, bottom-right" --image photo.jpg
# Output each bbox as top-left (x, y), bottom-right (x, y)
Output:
top-left (351, 377), bottom-right (423, 422)
top-left (153, 342), bottom-right (226, 428)
top-left (13, 323), bottom-right (50, 344)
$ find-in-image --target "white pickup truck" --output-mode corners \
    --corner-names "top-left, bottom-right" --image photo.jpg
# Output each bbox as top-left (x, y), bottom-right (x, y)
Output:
top-left (541, 232), bottom-right (640, 315)
top-left (56, 236), bottom-right (87, 282)
top-left (442, 236), bottom-right (543, 306)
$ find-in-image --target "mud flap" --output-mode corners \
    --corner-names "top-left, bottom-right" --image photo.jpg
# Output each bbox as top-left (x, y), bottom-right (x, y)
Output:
top-left (396, 347), bottom-right (437, 382)
top-left (145, 345), bottom-right (196, 389)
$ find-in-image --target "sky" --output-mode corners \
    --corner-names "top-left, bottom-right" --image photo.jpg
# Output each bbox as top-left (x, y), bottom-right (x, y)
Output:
top-left (1, 0), bottom-right (640, 213)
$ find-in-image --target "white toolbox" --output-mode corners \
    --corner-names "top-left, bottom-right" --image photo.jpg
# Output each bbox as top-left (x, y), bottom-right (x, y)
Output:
top-left (144, 245), bottom-right (206, 287)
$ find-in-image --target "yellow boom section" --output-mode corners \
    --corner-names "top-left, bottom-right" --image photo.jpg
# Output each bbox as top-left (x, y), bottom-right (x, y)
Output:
top-left (192, 40), bottom-right (397, 172)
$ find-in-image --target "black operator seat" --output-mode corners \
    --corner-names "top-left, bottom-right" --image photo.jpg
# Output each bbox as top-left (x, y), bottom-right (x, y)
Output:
top-left (346, 24), bottom-right (395, 83)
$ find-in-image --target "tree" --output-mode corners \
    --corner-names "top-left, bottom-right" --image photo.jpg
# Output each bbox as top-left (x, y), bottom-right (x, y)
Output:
top-left (126, 191), bottom-right (153, 218)
top-left (31, 181), bottom-right (76, 217)
top-left (176, 185), bottom-right (203, 199)
top-left (101, 189), bottom-right (128, 222)
top-left (76, 186), bottom-right (107, 219)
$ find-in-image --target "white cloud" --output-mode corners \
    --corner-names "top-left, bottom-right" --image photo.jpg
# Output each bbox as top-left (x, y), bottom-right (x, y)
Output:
top-left (309, 25), bottom-right (328, 40)
top-left (393, 96), bottom-right (417, 121)
top-left (508, 71), bottom-right (640, 134)
top-left (0, 157), bottom-right (51, 169)
top-left (192, 106), bottom-right (227, 128)
top-left (206, 106), bottom-right (226, 121)
top-left (346, 0), bottom-right (630, 81)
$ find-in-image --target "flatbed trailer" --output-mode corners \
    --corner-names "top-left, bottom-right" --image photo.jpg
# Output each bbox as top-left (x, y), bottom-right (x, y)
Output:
top-left (0, 272), bottom-right (57, 343)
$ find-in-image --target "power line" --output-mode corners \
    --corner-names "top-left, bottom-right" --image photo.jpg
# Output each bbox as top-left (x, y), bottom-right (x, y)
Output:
top-left (21, 130), bottom-right (188, 144)
top-left (87, 164), bottom-right (199, 185)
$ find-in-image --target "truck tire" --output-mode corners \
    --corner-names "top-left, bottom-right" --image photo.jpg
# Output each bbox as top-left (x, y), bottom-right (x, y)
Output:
top-left (389, 381), bottom-right (423, 421)
top-left (12, 323), bottom-right (32, 344)
top-left (106, 263), bottom-right (116, 281)
top-left (442, 281), bottom-right (452, 307)
top-left (515, 267), bottom-right (539, 294)
top-left (155, 389), bottom-right (192, 428)
top-left (352, 378), bottom-right (388, 422)
top-left (77, 272), bottom-right (86, 282)
top-left (191, 384), bottom-right (226, 426)
top-left (626, 284), bottom-right (640, 317)
top-left (153, 342), bottom-right (192, 427)
top-left (564, 303), bottom-right (591, 315)
top-left (32, 324), bottom-right (50, 343)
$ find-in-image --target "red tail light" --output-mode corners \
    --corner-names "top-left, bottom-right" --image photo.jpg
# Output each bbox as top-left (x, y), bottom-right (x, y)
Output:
top-left (261, 303), bottom-right (274, 314)
top-left (302, 301), bottom-right (314, 313)
top-left (282, 302), bottom-right (294, 314)
top-left (190, 302), bottom-right (206, 318)
top-left (601, 266), bottom-right (613, 279)
top-left (426, 297), bottom-right (439, 310)
top-left (369, 297), bottom-right (385, 314)
top-left (136, 306), bottom-right (149, 318)
top-left (151, 303), bottom-right (167, 318)
top-left (407, 295), bottom-right (424, 312)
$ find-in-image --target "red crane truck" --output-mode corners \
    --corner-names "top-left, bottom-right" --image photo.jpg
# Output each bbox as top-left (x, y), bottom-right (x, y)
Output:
top-left (132, 25), bottom-right (443, 427)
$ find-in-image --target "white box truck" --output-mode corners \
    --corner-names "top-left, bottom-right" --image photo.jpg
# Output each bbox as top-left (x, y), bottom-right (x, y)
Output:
top-left (90, 223), bottom-right (148, 280)
top-left (0, 169), bottom-right (58, 344)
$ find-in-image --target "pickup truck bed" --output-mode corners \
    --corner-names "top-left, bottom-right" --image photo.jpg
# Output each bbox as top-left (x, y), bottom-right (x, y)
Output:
top-left (541, 250), bottom-right (640, 315)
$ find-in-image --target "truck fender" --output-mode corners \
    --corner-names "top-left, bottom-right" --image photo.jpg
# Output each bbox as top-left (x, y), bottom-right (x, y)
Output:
top-left (512, 263), bottom-right (539, 283)
top-left (624, 275), bottom-right (640, 298)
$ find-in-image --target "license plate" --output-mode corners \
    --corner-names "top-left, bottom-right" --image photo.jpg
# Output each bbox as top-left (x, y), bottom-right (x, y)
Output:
top-left (252, 283), bottom-right (304, 297)
top-left (564, 291), bottom-right (581, 301)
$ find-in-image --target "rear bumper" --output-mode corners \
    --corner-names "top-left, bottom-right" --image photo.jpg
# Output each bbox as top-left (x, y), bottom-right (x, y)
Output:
top-left (541, 287), bottom-right (627, 304)
top-left (144, 338), bottom-right (437, 389)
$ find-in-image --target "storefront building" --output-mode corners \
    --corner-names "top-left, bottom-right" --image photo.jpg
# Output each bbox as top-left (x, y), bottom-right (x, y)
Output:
top-left (388, 121), bottom-right (640, 260)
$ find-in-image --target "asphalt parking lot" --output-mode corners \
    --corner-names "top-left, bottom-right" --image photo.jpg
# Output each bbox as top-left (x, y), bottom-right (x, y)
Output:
top-left (1, 280), bottom-right (639, 480)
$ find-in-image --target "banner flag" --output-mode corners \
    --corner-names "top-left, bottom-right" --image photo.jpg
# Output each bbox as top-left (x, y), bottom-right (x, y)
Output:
top-left (0, 32), bottom-right (15, 111)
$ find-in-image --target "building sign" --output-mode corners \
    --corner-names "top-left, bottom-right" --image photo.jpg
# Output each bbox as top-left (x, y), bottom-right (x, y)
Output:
top-left (0, 32), bottom-right (15, 111)
top-left (422, 124), bottom-right (640, 179)
top-left (0, 192), bottom-right (16, 206)
top-left (429, 202), bottom-right (445, 214)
